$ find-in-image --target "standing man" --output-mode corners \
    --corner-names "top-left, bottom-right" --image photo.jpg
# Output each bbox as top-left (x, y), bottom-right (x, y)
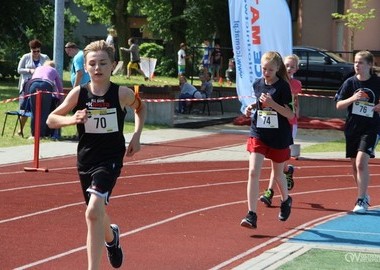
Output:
top-left (64, 42), bottom-right (91, 87)
top-left (177, 43), bottom-right (193, 77)
top-left (120, 38), bottom-right (148, 80)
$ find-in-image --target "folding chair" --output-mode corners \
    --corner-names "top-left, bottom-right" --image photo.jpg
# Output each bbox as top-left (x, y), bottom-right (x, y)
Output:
top-left (1, 110), bottom-right (32, 137)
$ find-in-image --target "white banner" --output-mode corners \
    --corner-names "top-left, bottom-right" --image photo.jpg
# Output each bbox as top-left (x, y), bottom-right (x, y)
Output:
top-left (228, 0), bottom-right (292, 112)
top-left (140, 57), bottom-right (157, 79)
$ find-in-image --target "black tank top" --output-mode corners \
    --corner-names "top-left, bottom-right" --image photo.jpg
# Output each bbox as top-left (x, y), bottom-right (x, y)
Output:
top-left (75, 83), bottom-right (127, 167)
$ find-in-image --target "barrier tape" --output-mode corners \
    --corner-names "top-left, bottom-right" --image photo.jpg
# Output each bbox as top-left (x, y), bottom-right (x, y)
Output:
top-left (0, 91), bottom-right (65, 104)
top-left (0, 90), bottom-right (334, 104)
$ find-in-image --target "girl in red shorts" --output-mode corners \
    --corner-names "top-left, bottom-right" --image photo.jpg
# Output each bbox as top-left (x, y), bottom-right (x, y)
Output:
top-left (240, 51), bottom-right (295, 229)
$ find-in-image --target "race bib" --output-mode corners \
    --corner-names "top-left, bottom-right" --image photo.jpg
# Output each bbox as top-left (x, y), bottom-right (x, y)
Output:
top-left (257, 110), bottom-right (279, 128)
top-left (352, 101), bottom-right (374, 118)
top-left (84, 108), bottom-right (119, 133)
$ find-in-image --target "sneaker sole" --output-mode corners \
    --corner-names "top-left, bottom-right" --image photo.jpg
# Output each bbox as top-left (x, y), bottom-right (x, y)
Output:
top-left (240, 220), bottom-right (257, 229)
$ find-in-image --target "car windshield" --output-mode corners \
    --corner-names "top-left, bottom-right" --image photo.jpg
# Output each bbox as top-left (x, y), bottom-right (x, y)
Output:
top-left (324, 51), bottom-right (347, 62)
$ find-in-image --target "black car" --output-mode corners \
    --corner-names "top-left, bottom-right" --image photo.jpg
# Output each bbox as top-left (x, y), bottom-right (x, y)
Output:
top-left (292, 46), bottom-right (355, 90)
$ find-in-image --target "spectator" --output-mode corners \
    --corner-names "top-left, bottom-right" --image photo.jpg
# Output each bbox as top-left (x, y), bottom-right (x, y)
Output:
top-left (105, 27), bottom-right (119, 62)
top-left (178, 75), bottom-right (202, 113)
top-left (210, 43), bottom-right (223, 81)
top-left (17, 39), bottom-right (50, 136)
top-left (177, 43), bottom-right (191, 76)
top-left (201, 39), bottom-right (212, 73)
top-left (120, 38), bottom-right (148, 80)
top-left (199, 71), bottom-right (213, 98)
top-left (64, 42), bottom-right (91, 87)
top-left (28, 60), bottom-right (63, 138)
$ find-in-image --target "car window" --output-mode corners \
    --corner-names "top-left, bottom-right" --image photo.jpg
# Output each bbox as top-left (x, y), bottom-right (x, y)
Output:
top-left (295, 50), bottom-right (325, 63)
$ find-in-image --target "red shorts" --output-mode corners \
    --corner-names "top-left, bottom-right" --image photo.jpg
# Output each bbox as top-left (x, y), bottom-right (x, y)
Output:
top-left (246, 137), bottom-right (290, 163)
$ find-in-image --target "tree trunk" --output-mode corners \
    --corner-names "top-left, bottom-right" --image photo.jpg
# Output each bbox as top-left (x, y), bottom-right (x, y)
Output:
top-left (113, 0), bottom-right (130, 74)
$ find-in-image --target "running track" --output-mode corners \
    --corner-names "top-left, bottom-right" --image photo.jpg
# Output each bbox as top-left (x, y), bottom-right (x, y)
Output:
top-left (1, 132), bottom-right (380, 269)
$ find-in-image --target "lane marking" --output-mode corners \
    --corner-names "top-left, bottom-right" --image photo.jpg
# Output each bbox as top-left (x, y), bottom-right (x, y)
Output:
top-left (11, 186), bottom-right (380, 268)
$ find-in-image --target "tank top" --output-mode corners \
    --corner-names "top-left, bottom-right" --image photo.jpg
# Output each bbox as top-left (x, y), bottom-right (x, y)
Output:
top-left (75, 82), bottom-right (127, 167)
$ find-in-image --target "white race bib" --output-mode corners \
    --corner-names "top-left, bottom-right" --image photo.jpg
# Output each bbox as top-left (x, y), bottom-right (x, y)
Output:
top-left (257, 110), bottom-right (279, 128)
top-left (352, 101), bottom-right (374, 118)
top-left (84, 108), bottom-right (119, 133)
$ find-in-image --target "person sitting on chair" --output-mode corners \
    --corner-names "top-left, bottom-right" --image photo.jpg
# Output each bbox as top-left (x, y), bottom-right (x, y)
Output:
top-left (178, 75), bottom-right (202, 114)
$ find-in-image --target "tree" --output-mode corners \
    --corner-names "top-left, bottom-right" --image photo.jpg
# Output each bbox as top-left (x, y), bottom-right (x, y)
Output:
top-left (73, 0), bottom-right (232, 76)
top-left (0, 1), bottom-right (78, 77)
top-left (332, 0), bottom-right (375, 52)
top-left (73, 0), bottom-right (130, 58)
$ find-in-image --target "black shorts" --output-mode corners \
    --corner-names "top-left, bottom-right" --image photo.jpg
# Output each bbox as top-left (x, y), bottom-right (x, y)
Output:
top-left (346, 132), bottom-right (378, 158)
top-left (78, 161), bottom-right (123, 205)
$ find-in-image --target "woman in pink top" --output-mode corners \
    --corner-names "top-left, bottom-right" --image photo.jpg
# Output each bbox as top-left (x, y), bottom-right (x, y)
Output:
top-left (27, 61), bottom-right (64, 138)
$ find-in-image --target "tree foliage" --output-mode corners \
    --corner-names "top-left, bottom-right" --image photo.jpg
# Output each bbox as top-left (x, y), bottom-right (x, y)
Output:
top-left (0, 0), bottom-right (78, 79)
top-left (332, 0), bottom-right (376, 50)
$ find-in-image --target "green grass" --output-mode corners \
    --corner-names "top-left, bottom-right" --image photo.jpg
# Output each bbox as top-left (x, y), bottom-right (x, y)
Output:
top-left (302, 140), bottom-right (346, 153)
top-left (278, 248), bottom-right (380, 270)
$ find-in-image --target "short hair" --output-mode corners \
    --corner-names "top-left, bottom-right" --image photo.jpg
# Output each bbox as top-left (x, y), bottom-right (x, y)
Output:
top-left (65, 42), bottom-right (78, 49)
top-left (284, 54), bottom-right (300, 67)
top-left (29, 39), bottom-right (42, 49)
top-left (43, 60), bottom-right (55, 68)
top-left (83, 40), bottom-right (115, 62)
top-left (180, 43), bottom-right (186, 48)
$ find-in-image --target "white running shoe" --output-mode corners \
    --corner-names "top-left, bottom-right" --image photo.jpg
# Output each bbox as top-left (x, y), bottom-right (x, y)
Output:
top-left (353, 196), bottom-right (370, 214)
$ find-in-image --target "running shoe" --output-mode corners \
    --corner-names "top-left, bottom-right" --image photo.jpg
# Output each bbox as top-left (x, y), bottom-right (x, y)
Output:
top-left (240, 211), bottom-right (257, 229)
top-left (353, 196), bottom-right (370, 214)
top-left (278, 196), bottom-right (292, 221)
top-left (106, 224), bottom-right (123, 268)
top-left (285, 165), bottom-right (294, 190)
top-left (259, 189), bottom-right (274, 207)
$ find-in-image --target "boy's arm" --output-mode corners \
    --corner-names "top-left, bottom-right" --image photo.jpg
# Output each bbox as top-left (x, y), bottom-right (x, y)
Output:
top-left (119, 86), bottom-right (146, 156)
top-left (46, 86), bottom-right (83, 129)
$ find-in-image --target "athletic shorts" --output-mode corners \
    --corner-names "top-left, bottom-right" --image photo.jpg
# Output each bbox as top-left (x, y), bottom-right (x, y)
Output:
top-left (346, 132), bottom-right (378, 158)
top-left (178, 65), bottom-right (186, 75)
top-left (78, 161), bottom-right (123, 205)
top-left (246, 137), bottom-right (290, 163)
top-left (127, 62), bottom-right (140, 70)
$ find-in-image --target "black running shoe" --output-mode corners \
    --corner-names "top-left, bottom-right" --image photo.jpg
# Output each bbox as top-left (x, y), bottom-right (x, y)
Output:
top-left (106, 224), bottom-right (123, 268)
top-left (285, 165), bottom-right (294, 190)
top-left (240, 212), bottom-right (257, 229)
top-left (278, 196), bottom-right (292, 221)
top-left (259, 189), bottom-right (274, 207)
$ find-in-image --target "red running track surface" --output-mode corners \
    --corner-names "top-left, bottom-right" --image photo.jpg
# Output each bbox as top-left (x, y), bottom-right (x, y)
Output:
top-left (1, 132), bottom-right (380, 269)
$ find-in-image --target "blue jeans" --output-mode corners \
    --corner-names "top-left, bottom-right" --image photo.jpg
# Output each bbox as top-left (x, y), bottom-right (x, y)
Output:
top-left (28, 81), bottom-right (56, 137)
top-left (178, 93), bottom-right (193, 113)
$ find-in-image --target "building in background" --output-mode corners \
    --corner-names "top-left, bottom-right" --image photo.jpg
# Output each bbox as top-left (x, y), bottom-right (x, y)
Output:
top-left (289, 0), bottom-right (380, 62)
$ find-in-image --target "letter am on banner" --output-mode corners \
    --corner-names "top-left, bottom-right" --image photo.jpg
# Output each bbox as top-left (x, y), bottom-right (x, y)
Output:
top-left (228, 0), bottom-right (292, 113)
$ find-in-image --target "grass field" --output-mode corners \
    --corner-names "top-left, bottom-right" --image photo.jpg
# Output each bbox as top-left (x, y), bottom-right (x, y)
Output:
top-left (279, 248), bottom-right (380, 270)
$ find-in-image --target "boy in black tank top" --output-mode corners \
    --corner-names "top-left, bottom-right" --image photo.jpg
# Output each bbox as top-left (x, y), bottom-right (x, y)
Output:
top-left (47, 40), bottom-right (146, 268)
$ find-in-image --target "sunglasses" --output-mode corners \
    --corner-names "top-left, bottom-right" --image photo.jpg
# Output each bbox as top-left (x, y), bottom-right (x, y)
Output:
top-left (32, 50), bottom-right (41, 53)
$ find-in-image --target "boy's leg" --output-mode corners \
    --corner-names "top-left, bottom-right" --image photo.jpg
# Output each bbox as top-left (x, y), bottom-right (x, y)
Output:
top-left (86, 194), bottom-right (107, 270)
